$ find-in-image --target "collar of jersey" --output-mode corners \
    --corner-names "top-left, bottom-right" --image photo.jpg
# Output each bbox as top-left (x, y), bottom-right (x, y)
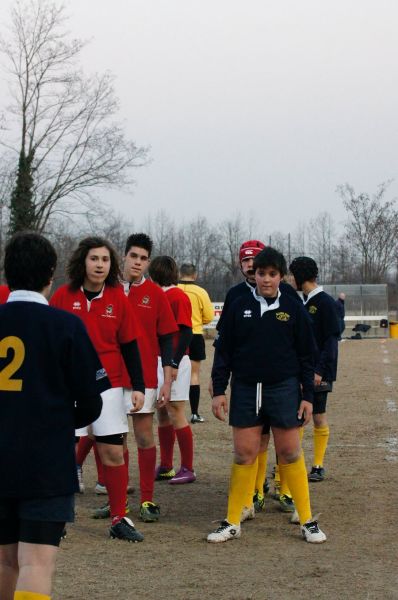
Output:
top-left (130, 276), bottom-right (146, 287)
top-left (80, 284), bottom-right (105, 299)
top-left (253, 288), bottom-right (281, 316)
top-left (162, 285), bottom-right (176, 292)
top-left (7, 290), bottom-right (48, 305)
top-left (120, 276), bottom-right (145, 294)
top-left (303, 286), bottom-right (323, 305)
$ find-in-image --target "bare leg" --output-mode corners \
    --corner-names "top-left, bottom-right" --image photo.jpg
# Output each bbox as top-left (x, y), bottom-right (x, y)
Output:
top-left (0, 543), bottom-right (18, 600)
top-left (16, 542), bottom-right (58, 596)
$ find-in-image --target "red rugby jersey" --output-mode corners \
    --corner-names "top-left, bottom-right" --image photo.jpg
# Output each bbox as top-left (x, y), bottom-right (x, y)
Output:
top-left (164, 286), bottom-right (192, 354)
top-left (50, 284), bottom-right (140, 387)
top-left (0, 285), bottom-right (10, 304)
top-left (121, 279), bottom-right (178, 389)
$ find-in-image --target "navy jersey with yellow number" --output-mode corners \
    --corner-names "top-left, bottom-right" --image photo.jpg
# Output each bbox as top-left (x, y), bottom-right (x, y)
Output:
top-left (0, 299), bottom-right (110, 498)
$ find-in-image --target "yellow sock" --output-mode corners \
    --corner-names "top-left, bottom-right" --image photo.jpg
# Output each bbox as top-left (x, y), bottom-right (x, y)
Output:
top-left (227, 462), bottom-right (257, 525)
top-left (279, 454), bottom-right (311, 525)
top-left (280, 465), bottom-right (292, 497)
top-left (313, 426), bottom-right (330, 466)
top-left (254, 450), bottom-right (268, 494)
top-left (244, 457), bottom-right (258, 506)
top-left (14, 592), bottom-right (51, 600)
top-left (274, 462), bottom-right (280, 485)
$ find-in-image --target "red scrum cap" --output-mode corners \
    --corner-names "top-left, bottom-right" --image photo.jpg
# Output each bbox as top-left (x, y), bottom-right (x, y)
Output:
top-left (239, 240), bottom-right (265, 262)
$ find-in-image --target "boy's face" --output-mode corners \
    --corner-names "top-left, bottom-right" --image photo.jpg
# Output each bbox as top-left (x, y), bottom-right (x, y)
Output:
top-left (84, 246), bottom-right (111, 290)
top-left (255, 266), bottom-right (282, 298)
top-left (123, 246), bottom-right (150, 282)
top-left (240, 257), bottom-right (256, 283)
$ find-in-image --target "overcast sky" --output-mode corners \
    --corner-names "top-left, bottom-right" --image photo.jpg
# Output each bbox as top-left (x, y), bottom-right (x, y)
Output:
top-left (2, 1), bottom-right (398, 234)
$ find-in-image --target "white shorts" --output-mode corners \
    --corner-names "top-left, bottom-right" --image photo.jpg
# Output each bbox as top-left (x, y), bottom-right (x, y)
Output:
top-left (157, 354), bottom-right (191, 402)
top-left (124, 388), bottom-right (157, 415)
top-left (75, 387), bottom-right (129, 437)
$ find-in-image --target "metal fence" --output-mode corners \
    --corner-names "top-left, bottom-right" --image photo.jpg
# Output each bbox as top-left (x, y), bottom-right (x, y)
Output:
top-left (206, 284), bottom-right (389, 338)
top-left (323, 284), bottom-right (388, 338)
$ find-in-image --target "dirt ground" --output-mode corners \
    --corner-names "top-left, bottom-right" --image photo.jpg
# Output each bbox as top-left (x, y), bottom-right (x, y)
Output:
top-left (54, 338), bottom-right (398, 600)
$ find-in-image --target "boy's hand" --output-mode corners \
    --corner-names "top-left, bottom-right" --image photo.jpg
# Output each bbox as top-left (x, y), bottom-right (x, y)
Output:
top-left (129, 391), bottom-right (145, 413)
top-left (314, 373), bottom-right (322, 386)
top-left (157, 381), bottom-right (171, 407)
top-left (298, 400), bottom-right (312, 425)
top-left (212, 394), bottom-right (228, 421)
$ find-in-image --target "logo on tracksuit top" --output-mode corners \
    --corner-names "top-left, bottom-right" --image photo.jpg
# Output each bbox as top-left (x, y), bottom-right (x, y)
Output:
top-left (308, 305), bottom-right (317, 315)
top-left (276, 311), bottom-right (290, 322)
top-left (243, 310), bottom-right (252, 318)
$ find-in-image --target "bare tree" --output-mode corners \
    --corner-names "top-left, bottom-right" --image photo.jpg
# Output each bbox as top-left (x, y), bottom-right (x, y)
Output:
top-left (0, 0), bottom-right (147, 233)
top-left (291, 222), bottom-right (306, 257)
top-left (218, 214), bottom-right (246, 284)
top-left (337, 182), bottom-right (398, 282)
top-left (330, 235), bottom-right (361, 283)
top-left (267, 231), bottom-right (287, 255)
top-left (307, 212), bottom-right (334, 282)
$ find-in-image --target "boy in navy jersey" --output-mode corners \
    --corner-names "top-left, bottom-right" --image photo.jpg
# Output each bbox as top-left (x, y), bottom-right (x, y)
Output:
top-left (0, 233), bottom-right (108, 600)
top-left (289, 256), bottom-right (340, 482)
top-left (208, 247), bottom-right (326, 544)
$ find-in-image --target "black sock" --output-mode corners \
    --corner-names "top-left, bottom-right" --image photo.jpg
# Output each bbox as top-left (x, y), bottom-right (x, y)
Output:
top-left (189, 385), bottom-right (200, 414)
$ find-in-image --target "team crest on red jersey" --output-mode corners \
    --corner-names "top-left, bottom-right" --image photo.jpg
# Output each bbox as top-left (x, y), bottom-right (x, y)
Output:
top-left (106, 304), bottom-right (114, 315)
top-left (73, 301), bottom-right (81, 310)
top-left (142, 295), bottom-right (150, 305)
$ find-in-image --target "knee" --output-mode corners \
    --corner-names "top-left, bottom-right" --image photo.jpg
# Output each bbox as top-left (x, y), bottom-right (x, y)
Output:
top-left (278, 447), bottom-right (301, 464)
top-left (133, 417), bottom-right (154, 448)
top-left (134, 428), bottom-right (154, 448)
top-left (313, 413), bottom-right (327, 428)
top-left (98, 445), bottom-right (124, 466)
top-left (157, 407), bottom-right (170, 426)
top-left (168, 403), bottom-right (187, 428)
top-left (234, 446), bottom-right (258, 465)
top-left (0, 552), bottom-right (18, 570)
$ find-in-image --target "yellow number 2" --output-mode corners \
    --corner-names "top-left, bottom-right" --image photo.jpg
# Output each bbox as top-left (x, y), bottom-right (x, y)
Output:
top-left (0, 336), bottom-right (25, 391)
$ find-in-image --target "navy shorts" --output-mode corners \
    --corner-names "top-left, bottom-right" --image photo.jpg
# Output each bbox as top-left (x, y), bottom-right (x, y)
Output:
top-left (189, 334), bottom-right (206, 361)
top-left (229, 377), bottom-right (304, 429)
top-left (313, 389), bottom-right (331, 414)
top-left (0, 494), bottom-right (75, 546)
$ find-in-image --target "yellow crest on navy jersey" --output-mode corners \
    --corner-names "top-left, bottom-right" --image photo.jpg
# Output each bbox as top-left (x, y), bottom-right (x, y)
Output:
top-left (276, 311), bottom-right (290, 322)
top-left (308, 305), bottom-right (317, 314)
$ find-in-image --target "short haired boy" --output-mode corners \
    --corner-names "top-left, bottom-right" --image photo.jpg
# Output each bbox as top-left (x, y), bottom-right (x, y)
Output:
top-left (178, 263), bottom-right (214, 423)
top-left (289, 257), bottom-right (340, 482)
top-left (121, 233), bottom-right (178, 522)
top-left (0, 233), bottom-right (108, 600)
top-left (208, 247), bottom-right (326, 544)
top-left (149, 256), bottom-right (196, 485)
